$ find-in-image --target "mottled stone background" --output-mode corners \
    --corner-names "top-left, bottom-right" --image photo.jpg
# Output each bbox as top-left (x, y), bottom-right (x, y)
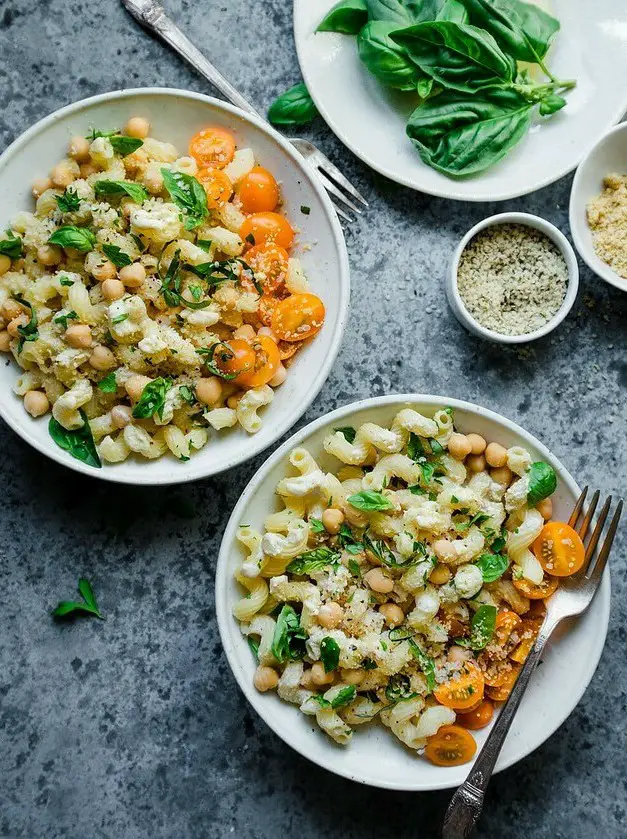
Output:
top-left (1, 2), bottom-right (626, 838)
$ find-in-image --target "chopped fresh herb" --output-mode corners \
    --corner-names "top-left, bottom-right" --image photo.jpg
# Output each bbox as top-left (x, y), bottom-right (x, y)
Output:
top-left (87, 129), bottom-right (143, 156)
top-left (429, 437), bottom-right (445, 455)
top-left (347, 490), bottom-right (393, 511)
top-left (197, 239), bottom-right (212, 251)
top-left (189, 284), bottom-right (202, 301)
top-left (407, 432), bottom-right (426, 461)
top-left (338, 523), bottom-right (363, 554)
top-left (309, 517), bottom-right (325, 534)
top-left (13, 295), bottom-right (38, 352)
top-left (196, 341), bottom-right (245, 381)
top-left (48, 410), bottom-right (101, 468)
top-left (97, 372), bottom-right (118, 393)
top-left (271, 605), bottom-right (308, 664)
top-left (320, 637), bottom-right (340, 672)
top-left (334, 426), bottom-right (356, 444)
top-left (247, 635), bottom-right (260, 661)
top-left (245, 232), bottom-right (256, 245)
top-left (48, 225), bottom-right (96, 252)
top-left (362, 532), bottom-right (420, 569)
top-left (103, 244), bottom-right (132, 268)
top-left (132, 377), bottom-right (171, 421)
top-left (94, 180), bottom-right (149, 203)
top-left (179, 384), bottom-right (196, 405)
top-left (348, 558), bottom-right (361, 577)
top-left (51, 577), bottom-right (104, 620)
top-left (313, 684), bottom-right (356, 710)
top-left (55, 187), bottom-right (81, 213)
top-left (59, 276), bottom-right (74, 287)
top-left (286, 547), bottom-right (341, 575)
top-left (0, 230), bottom-right (24, 259)
top-left (408, 484), bottom-right (427, 495)
top-left (385, 674), bottom-right (417, 703)
top-left (111, 313), bottom-right (129, 325)
top-left (161, 168), bottom-right (208, 231)
top-left (300, 205), bottom-right (311, 215)
top-left (53, 310), bottom-right (78, 330)
top-left (408, 638), bottom-right (436, 693)
top-left (491, 530), bottom-right (507, 553)
top-left (362, 658), bottom-right (377, 670)
top-left (456, 605), bottom-right (497, 651)
top-left (474, 553), bottom-right (509, 583)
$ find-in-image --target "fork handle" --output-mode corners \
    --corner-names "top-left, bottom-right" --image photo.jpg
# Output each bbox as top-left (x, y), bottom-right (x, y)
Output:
top-left (442, 622), bottom-right (555, 839)
top-left (134, 3), bottom-right (263, 120)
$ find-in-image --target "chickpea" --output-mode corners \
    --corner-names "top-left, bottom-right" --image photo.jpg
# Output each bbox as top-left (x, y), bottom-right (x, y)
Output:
top-left (125, 374), bottom-right (151, 402)
top-left (143, 169), bottom-right (164, 195)
top-left (257, 326), bottom-right (278, 342)
top-left (340, 668), bottom-right (365, 686)
top-left (37, 245), bottom-right (62, 267)
top-left (269, 364), bottom-right (287, 388)
top-left (322, 507), bottom-right (344, 535)
top-left (68, 135), bottom-right (91, 162)
top-left (447, 432), bottom-right (472, 460)
top-left (491, 465), bottom-right (513, 486)
top-left (300, 668), bottom-right (316, 690)
top-left (253, 665), bottom-right (279, 693)
top-left (227, 393), bottom-right (243, 409)
top-left (466, 433), bottom-right (487, 455)
top-left (79, 162), bottom-right (98, 179)
top-left (317, 602), bottom-right (343, 629)
top-left (89, 345), bottom-right (116, 371)
top-left (101, 278), bottom-right (126, 301)
top-left (466, 453), bottom-right (486, 473)
top-left (484, 442), bottom-right (508, 468)
top-left (429, 563), bottom-right (452, 585)
top-left (32, 176), bottom-right (52, 198)
top-left (92, 260), bottom-right (117, 282)
top-left (7, 314), bottom-right (28, 338)
top-left (50, 160), bottom-right (77, 188)
top-left (434, 539), bottom-right (457, 564)
top-left (23, 390), bottom-right (50, 418)
top-left (118, 262), bottom-right (146, 288)
top-left (65, 324), bottom-right (92, 349)
top-left (0, 330), bottom-right (11, 352)
top-left (233, 324), bottom-right (256, 341)
top-left (364, 567), bottom-right (394, 594)
top-left (111, 405), bottom-right (133, 429)
top-left (125, 117), bottom-right (151, 139)
top-left (537, 497), bottom-right (553, 520)
top-left (379, 602), bottom-right (404, 627)
top-left (196, 377), bottom-right (222, 406)
top-left (311, 662), bottom-right (335, 686)
top-left (448, 645), bottom-right (472, 663)
top-left (0, 254), bottom-right (11, 277)
top-left (2, 299), bottom-right (24, 321)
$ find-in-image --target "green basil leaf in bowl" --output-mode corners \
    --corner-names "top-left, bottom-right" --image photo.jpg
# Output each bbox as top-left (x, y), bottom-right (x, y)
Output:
top-left (161, 169), bottom-right (208, 231)
top-left (456, 604), bottom-right (497, 650)
top-left (317, 0), bottom-right (368, 34)
top-left (358, 21), bottom-right (421, 90)
top-left (527, 461), bottom-right (557, 506)
top-left (94, 180), bottom-right (149, 203)
top-left (268, 83), bottom-right (319, 128)
top-left (48, 410), bottom-right (101, 469)
top-left (48, 225), bottom-right (96, 252)
top-left (474, 552), bottom-right (509, 583)
top-left (0, 230), bottom-right (24, 259)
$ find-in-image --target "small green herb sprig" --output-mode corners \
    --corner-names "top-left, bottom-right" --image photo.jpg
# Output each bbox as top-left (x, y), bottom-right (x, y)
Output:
top-left (52, 578), bottom-right (104, 620)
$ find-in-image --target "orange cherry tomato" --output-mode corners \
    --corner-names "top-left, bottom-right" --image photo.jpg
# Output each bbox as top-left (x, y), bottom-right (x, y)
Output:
top-left (196, 167), bottom-right (233, 208)
top-left (278, 340), bottom-right (299, 361)
top-left (509, 619), bottom-right (541, 664)
top-left (244, 243), bottom-right (289, 293)
top-left (424, 725), bottom-right (477, 767)
top-left (240, 212), bottom-right (294, 250)
top-left (513, 575), bottom-right (559, 600)
top-left (271, 293), bottom-right (325, 343)
top-left (485, 665), bottom-right (521, 702)
top-left (532, 521), bottom-right (585, 577)
top-left (210, 339), bottom-right (255, 381)
top-left (457, 699), bottom-right (494, 731)
top-left (434, 662), bottom-right (485, 711)
top-left (235, 334), bottom-right (281, 388)
top-left (237, 166), bottom-right (280, 213)
top-left (189, 126), bottom-right (236, 168)
top-left (495, 611), bottom-right (523, 646)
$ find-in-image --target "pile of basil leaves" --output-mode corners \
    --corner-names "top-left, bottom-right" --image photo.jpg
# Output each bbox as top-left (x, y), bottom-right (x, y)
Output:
top-left (270, 0), bottom-right (575, 178)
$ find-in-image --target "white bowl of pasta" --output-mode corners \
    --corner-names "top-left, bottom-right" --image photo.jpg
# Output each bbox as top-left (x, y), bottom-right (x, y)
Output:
top-left (216, 395), bottom-right (610, 791)
top-left (0, 89), bottom-right (349, 483)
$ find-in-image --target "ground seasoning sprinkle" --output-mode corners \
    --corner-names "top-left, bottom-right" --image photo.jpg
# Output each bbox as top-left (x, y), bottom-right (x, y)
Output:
top-left (457, 223), bottom-right (569, 336)
top-left (586, 173), bottom-right (627, 279)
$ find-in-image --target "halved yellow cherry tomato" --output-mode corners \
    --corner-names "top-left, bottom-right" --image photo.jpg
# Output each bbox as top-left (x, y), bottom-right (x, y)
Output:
top-left (532, 521), bottom-right (585, 577)
top-left (211, 339), bottom-right (255, 381)
top-left (485, 665), bottom-right (521, 702)
top-left (513, 575), bottom-right (559, 600)
top-left (244, 243), bottom-right (289, 293)
top-left (197, 167), bottom-right (233, 208)
top-left (425, 725), bottom-right (477, 767)
top-left (434, 662), bottom-right (485, 711)
top-left (236, 335), bottom-right (281, 388)
top-left (240, 212), bottom-right (294, 250)
top-left (509, 618), bottom-right (541, 664)
top-left (457, 699), bottom-right (494, 731)
top-left (271, 293), bottom-right (325, 343)
top-left (495, 610), bottom-right (523, 646)
top-left (189, 126), bottom-right (236, 168)
top-left (237, 166), bottom-right (279, 213)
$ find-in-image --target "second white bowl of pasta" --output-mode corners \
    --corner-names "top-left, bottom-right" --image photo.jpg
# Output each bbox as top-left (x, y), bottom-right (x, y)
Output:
top-left (216, 395), bottom-right (610, 790)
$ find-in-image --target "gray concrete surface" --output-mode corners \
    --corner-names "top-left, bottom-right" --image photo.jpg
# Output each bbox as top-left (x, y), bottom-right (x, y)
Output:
top-left (1, 1), bottom-right (626, 837)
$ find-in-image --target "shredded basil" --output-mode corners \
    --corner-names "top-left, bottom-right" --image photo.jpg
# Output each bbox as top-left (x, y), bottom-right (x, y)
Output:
top-left (48, 410), bottom-right (101, 468)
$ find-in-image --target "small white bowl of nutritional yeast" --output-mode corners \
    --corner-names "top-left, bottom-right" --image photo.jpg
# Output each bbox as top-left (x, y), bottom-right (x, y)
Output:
top-left (447, 212), bottom-right (579, 345)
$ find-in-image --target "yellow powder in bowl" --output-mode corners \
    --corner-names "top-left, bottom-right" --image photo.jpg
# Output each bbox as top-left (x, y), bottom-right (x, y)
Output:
top-left (587, 173), bottom-right (627, 279)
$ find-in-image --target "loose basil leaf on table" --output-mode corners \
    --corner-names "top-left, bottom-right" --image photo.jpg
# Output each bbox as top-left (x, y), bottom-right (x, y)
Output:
top-left (456, 604), bottom-right (497, 650)
top-left (267, 83), bottom-right (319, 128)
top-left (317, 0), bottom-right (368, 34)
top-left (527, 461), bottom-right (557, 506)
top-left (461, 0), bottom-right (560, 64)
top-left (406, 87), bottom-right (534, 177)
top-left (358, 21), bottom-right (419, 90)
top-left (474, 552), bottom-right (509, 583)
top-left (392, 21), bottom-right (516, 94)
top-left (48, 410), bottom-right (101, 469)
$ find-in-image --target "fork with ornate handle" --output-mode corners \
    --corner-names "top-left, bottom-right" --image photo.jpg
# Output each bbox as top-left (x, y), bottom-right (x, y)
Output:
top-left (120, 0), bottom-right (368, 223)
top-left (442, 487), bottom-right (623, 839)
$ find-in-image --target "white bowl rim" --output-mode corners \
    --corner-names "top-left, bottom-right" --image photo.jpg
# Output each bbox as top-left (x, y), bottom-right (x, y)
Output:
top-left (569, 120), bottom-right (627, 294)
top-left (216, 393), bottom-right (610, 791)
top-left (448, 212), bottom-right (580, 345)
top-left (0, 87), bottom-right (350, 485)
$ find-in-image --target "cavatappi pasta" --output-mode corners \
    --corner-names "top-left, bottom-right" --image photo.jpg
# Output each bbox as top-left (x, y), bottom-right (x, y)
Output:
top-left (232, 407), bottom-right (581, 766)
top-left (0, 117), bottom-right (325, 468)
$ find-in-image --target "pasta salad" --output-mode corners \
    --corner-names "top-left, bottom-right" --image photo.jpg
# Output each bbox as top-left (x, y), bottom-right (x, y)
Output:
top-left (0, 117), bottom-right (324, 468)
top-left (232, 407), bottom-right (586, 766)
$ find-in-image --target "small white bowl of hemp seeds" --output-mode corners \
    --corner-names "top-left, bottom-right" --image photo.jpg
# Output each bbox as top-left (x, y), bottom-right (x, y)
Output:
top-left (447, 213), bottom-right (579, 345)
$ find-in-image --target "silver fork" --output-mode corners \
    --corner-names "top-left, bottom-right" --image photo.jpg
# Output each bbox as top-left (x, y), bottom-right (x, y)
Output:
top-left (442, 487), bottom-right (623, 839)
top-left (120, 0), bottom-right (368, 223)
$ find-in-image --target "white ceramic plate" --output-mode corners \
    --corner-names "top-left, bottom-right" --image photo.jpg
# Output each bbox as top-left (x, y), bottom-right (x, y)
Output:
top-left (0, 88), bottom-right (350, 485)
top-left (294, 0), bottom-right (627, 201)
top-left (216, 395), bottom-right (610, 791)
top-left (569, 121), bottom-right (627, 293)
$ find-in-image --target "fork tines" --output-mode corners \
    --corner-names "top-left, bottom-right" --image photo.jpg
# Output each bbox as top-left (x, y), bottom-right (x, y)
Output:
top-left (569, 486), bottom-right (623, 582)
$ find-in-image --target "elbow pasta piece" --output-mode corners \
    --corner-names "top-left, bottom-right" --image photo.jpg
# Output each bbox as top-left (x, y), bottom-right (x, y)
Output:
top-left (52, 379), bottom-right (93, 430)
top-left (236, 386), bottom-right (273, 433)
top-left (362, 454), bottom-right (422, 491)
top-left (122, 424), bottom-right (167, 459)
top-left (163, 425), bottom-right (190, 460)
top-left (261, 520), bottom-right (309, 561)
top-left (241, 615), bottom-right (277, 667)
top-left (233, 569), bottom-right (269, 623)
top-left (203, 408), bottom-right (238, 430)
top-left (507, 508), bottom-right (545, 584)
top-left (507, 446), bottom-right (532, 477)
top-left (98, 434), bottom-right (131, 463)
top-left (278, 662), bottom-right (312, 706)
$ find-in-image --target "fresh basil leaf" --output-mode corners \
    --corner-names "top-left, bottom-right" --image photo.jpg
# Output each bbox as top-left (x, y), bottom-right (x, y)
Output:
top-left (347, 490), bottom-right (393, 511)
top-left (461, 0), bottom-right (560, 63)
top-left (408, 484), bottom-right (427, 495)
top-left (348, 558), bottom-right (362, 577)
top-left (52, 577), bottom-right (103, 620)
top-left (48, 410), bottom-right (101, 469)
top-left (55, 187), bottom-right (81, 213)
top-left (159, 249), bottom-right (183, 307)
top-left (53, 310), bottom-right (78, 330)
top-left (179, 384), bottom-right (196, 405)
top-left (407, 432), bottom-right (425, 461)
top-left (97, 372), bottom-right (118, 393)
top-left (417, 76), bottom-right (435, 98)
top-left (330, 685), bottom-right (356, 708)
top-left (109, 135), bottom-right (144, 156)
top-left (48, 225), bottom-right (96, 252)
top-left (392, 21), bottom-right (516, 93)
top-left (406, 87), bottom-right (533, 176)
top-left (419, 460), bottom-right (437, 485)
top-left (456, 604), bottom-right (497, 650)
top-left (538, 93), bottom-right (566, 116)
top-left (317, 0), bottom-right (368, 33)
top-left (491, 530), bottom-right (507, 553)
top-left (271, 605), bottom-right (308, 664)
top-left (429, 437), bottom-right (445, 455)
top-left (363, 532), bottom-right (419, 568)
top-left (286, 547), bottom-right (341, 575)
top-left (0, 230), bottom-right (24, 259)
top-left (358, 21), bottom-right (419, 90)
top-left (268, 83), bottom-right (319, 128)
top-left (94, 180), bottom-right (149, 203)
top-left (132, 377), bottom-right (171, 421)
top-left (102, 244), bottom-right (132, 268)
top-left (161, 168), bottom-right (208, 231)
top-left (13, 295), bottom-right (38, 352)
top-left (77, 577), bottom-right (100, 612)
top-left (309, 517), bottom-right (325, 534)
top-left (527, 461), bottom-right (557, 506)
top-left (435, 0), bottom-right (468, 22)
top-left (474, 552), bottom-right (509, 583)
top-left (247, 635), bottom-right (260, 661)
top-left (408, 637), bottom-right (436, 693)
top-left (320, 637), bottom-right (341, 672)
top-left (334, 426), bottom-right (357, 444)
top-left (366, 0), bottom-right (422, 25)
